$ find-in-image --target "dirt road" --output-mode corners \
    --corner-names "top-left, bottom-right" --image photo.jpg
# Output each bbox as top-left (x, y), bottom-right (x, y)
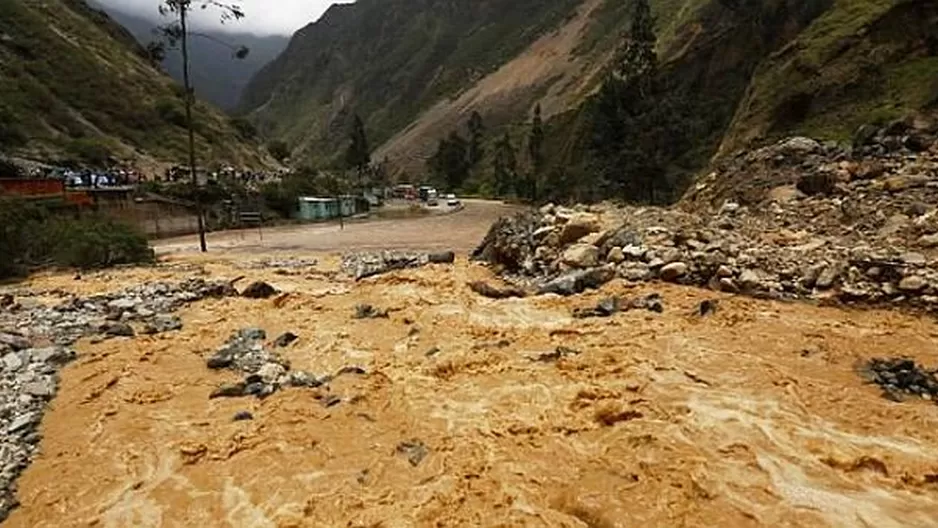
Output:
top-left (155, 200), bottom-right (520, 255)
top-left (5, 258), bottom-right (938, 527)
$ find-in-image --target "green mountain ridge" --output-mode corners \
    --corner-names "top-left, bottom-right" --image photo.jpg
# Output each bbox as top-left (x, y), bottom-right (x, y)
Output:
top-left (0, 0), bottom-right (270, 168)
top-left (243, 0), bottom-right (938, 199)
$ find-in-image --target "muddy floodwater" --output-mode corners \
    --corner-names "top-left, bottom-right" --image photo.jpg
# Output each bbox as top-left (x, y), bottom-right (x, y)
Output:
top-left (6, 257), bottom-right (938, 527)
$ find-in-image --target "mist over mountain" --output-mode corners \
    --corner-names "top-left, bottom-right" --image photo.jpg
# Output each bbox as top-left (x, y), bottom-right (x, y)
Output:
top-left (89, 2), bottom-right (289, 112)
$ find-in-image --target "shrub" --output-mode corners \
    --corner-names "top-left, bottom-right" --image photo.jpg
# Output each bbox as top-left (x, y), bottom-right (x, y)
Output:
top-left (267, 140), bottom-right (290, 162)
top-left (155, 97), bottom-right (187, 128)
top-left (0, 199), bottom-right (154, 278)
top-left (230, 117), bottom-right (257, 140)
top-left (66, 138), bottom-right (113, 166)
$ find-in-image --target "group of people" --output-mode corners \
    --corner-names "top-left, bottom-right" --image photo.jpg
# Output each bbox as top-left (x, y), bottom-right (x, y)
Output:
top-left (161, 165), bottom-right (286, 186)
top-left (27, 166), bottom-right (143, 188)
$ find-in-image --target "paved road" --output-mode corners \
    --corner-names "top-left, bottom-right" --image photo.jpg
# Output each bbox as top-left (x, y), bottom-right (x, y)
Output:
top-left (154, 200), bottom-right (522, 255)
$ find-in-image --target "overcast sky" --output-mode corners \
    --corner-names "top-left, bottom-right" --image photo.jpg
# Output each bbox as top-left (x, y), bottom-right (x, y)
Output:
top-left (95, 0), bottom-right (345, 36)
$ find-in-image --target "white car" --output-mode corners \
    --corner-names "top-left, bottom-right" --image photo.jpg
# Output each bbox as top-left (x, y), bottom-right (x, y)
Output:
top-left (446, 194), bottom-right (460, 206)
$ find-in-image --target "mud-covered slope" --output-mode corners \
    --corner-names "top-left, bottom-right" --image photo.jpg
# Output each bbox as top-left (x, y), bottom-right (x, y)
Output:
top-left (0, 0), bottom-right (269, 166)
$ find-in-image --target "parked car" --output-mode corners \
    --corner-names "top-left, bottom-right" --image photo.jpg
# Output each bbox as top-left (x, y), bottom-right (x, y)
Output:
top-left (446, 194), bottom-right (460, 206)
top-left (427, 189), bottom-right (439, 206)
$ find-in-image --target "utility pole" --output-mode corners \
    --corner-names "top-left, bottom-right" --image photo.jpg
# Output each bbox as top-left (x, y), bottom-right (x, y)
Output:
top-left (179, 3), bottom-right (207, 252)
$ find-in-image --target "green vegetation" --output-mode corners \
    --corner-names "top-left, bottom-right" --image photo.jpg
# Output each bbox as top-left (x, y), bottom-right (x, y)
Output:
top-left (0, 199), bottom-right (154, 279)
top-left (266, 140), bottom-right (290, 162)
top-left (242, 0), bottom-right (584, 166)
top-left (0, 0), bottom-right (265, 165)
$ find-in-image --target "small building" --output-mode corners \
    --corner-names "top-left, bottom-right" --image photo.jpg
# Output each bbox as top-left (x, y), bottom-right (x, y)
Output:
top-left (297, 196), bottom-right (368, 221)
top-left (297, 197), bottom-right (340, 220)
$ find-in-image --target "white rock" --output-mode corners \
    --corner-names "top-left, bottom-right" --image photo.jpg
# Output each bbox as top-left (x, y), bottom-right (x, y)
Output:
top-left (257, 362), bottom-right (287, 384)
top-left (606, 247), bottom-right (625, 264)
top-left (902, 252), bottom-right (927, 265)
top-left (898, 275), bottom-right (928, 292)
top-left (918, 233), bottom-right (938, 248)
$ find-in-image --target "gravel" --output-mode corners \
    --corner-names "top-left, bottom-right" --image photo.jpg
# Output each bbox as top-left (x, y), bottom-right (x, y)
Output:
top-left (0, 277), bottom-right (239, 522)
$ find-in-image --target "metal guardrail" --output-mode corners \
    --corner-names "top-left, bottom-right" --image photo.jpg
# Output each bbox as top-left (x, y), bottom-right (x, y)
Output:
top-left (238, 211), bottom-right (263, 241)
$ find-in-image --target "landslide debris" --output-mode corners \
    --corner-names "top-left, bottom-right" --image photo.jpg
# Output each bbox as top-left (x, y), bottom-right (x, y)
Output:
top-left (341, 250), bottom-right (456, 280)
top-left (473, 128), bottom-right (938, 312)
top-left (861, 358), bottom-right (938, 403)
top-left (206, 327), bottom-right (367, 400)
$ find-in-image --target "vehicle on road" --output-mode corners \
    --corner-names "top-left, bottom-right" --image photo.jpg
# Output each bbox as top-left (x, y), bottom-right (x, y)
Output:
top-left (446, 194), bottom-right (460, 207)
top-left (427, 189), bottom-right (439, 206)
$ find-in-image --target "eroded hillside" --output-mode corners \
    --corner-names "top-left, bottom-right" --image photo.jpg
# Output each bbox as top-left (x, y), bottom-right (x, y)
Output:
top-left (243, 0), bottom-right (937, 187)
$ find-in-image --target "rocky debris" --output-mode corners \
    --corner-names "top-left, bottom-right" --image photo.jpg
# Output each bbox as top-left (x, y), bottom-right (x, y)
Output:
top-left (562, 244), bottom-right (600, 268)
top-left (0, 278), bottom-right (240, 522)
top-left (0, 346), bottom-right (75, 521)
top-left (396, 440), bottom-right (429, 467)
top-left (241, 281), bottom-right (278, 299)
top-left (141, 315), bottom-right (182, 335)
top-left (100, 322), bottom-right (134, 337)
top-left (353, 304), bottom-right (389, 319)
top-left (697, 299), bottom-right (719, 317)
top-left (0, 295), bottom-right (13, 310)
top-left (239, 258), bottom-right (318, 270)
top-left (272, 332), bottom-right (299, 348)
top-left (472, 126), bottom-right (938, 312)
top-left (627, 293), bottom-right (664, 313)
top-left (468, 281), bottom-right (527, 299)
top-left (572, 293), bottom-right (664, 319)
top-left (573, 297), bottom-right (620, 319)
top-left (206, 328), bottom-right (272, 372)
top-left (559, 213), bottom-right (600, 244)
top-left (538, 267), bottom-right (615, 296)
top-left (659, 262), bottom-right (688, 282)
top-left (427, 251), bottom-right (456, 264)
top-left (471, 212), bottom-right (542, 273)
top-left (320, 394), bottom-right (342, 408)
top-left (233, 411), bottom-right (254, 421)
top-left (210, 382), bottom-right (248, 399)
top-left (341, 251), bottom-right (437, 280)
top-left (861, 358), bottom-right (938, 402)
top-left (0, 332), bottom-right (30, 351)
top-left (205, 328), bottom-right (364, 400)
top-left (533, 346), bottom-right (581, 362)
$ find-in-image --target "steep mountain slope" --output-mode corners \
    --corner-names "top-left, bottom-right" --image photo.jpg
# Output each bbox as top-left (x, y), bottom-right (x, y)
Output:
top-left (91, 4), bottom-right (288, 112)
top-left (243, 0), bottom-right (937, 190)
top-left (241, 0), bottom-right (585, 165)
top-left (0, 0), bottom-right (269, 166)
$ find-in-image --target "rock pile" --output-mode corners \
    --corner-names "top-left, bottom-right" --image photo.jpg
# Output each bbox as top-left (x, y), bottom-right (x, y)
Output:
top-left (341, 250), bottom-right (454, 280)
top-left (861, 357), bottom-right (938, 402)
top-left (0, 277), bottom-right (238, 522)
top-left (1, 345), bottom-right (75, 521)
top-left (472, 127), bottom-right (938, 311)
top-left (206, 328), bottom-right (366, 399)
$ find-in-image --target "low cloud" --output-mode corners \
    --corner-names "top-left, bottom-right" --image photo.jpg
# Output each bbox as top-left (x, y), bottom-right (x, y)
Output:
top-left (94, 0), bottom-right (344, 36)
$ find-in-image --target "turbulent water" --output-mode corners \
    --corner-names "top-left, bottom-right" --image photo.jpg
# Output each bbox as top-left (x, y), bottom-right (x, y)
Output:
top-left (3, 257), bottom-right (938, 527)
